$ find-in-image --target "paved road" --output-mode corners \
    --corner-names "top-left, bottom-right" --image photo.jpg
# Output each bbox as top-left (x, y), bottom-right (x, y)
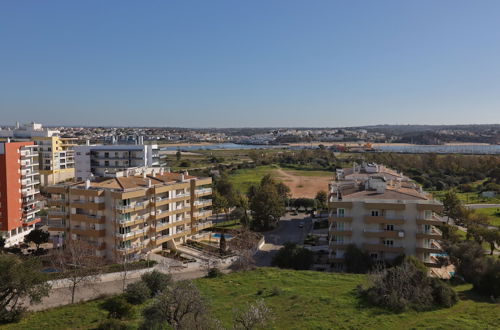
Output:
top-left (254, 213), bottom-right (312, 266)
top-left (466, 204), bottom-right (500, 209)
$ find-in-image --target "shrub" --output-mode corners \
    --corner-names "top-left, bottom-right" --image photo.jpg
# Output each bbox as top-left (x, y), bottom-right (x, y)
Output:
top-left (141, 270), bottom-right (172, 296)
top-left (100, 296), bottom-right (133, 319)
top-left (271, 242), bottom-right (313, 270)
top-left (206, 268), bottom-right (223, 278)
top-left (96, 319), bottom-right (130, 330)
top-left (343, 244), bottom-right (373, 273)
top-left (124, 281), bottom-right (151, 305)
top-left (270, 286), bottom-right (282, 296)
top-left (360, 258), bottom-right (458, 312)
top-left (430, 278), bottom-right (459, 308)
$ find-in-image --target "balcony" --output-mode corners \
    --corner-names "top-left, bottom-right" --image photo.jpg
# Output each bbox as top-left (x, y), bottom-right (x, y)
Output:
top-left (71, 213), bottom-right (105, 223)
top-left (193, 199), bottom-right (212, 208)
top-left (416, 227), bottom-right (442, 239)
top-left (329, 241), bottom-right (350, 249)
top-left (329, 229), bottom-right (352, 236)
top-left (195, 188), bottom-right (212, 197)
top-left (364, 215), bottom-right (405, 225)
top-left (363, 229), bottom-right (405, 238)
top-left (362, 243), bottom-right (405, 253)
top-left (72, 227), bottom-right (106, 238)
top-left (416, 215), bottom-right (446, 226)
top-left (416, 241), bottom-right (442, 253)
top-left (193, 210), bottom-right (212, 220)
top-left (116, 228), bottom-right (147, 240)
top-left (195, 221), bottom-right (213, 231)
top-left (329, 214), bottom-right (353, 222)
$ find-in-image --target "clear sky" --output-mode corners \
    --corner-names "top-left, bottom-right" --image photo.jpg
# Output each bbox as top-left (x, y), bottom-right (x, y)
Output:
top-left (1, 1), bottom-right (500, 127)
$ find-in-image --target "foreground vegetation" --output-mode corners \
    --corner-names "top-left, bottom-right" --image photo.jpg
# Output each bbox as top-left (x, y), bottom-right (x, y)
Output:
top-left (2, 268), bottom-right (499, 330)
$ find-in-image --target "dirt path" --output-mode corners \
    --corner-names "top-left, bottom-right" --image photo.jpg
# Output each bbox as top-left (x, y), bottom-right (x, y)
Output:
top-left (273, 169), bottom-right (332, 198)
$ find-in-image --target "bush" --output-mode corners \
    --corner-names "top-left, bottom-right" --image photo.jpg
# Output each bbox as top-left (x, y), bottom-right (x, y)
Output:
top-left (206, 268), bottom-right (223, 278)
top-left (271, 242), bottom-right (313, 270)
top-left (430, 278), bottom-right (459, 308)
top-left (96, 319), bottom-right (130, 330)
top-left (100, 296), bottom-right (133, 319)
top-left (360, 258), bottom-right (458, 312)
top-left (343, 244), bottom-right (373, 273)
top-left (124, 281), bottom-right (151, 305)
top-left (141, 270), bottom-right (172, 296)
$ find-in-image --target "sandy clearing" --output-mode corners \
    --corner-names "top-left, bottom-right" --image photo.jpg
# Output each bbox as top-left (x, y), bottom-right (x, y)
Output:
top-left (273, 169), bottom-right (332, 198)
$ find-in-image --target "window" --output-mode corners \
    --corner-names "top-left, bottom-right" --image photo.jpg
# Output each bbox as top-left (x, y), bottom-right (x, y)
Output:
top-left (383, 239), bottom-right (394, 246)
top-left (370, 253), bottom-right (378, 260)
top-left (424, 210), bottom-right (432, 220)
top-left (104, 161), bottom-right (109, 166)
top-left (104, 152), bottom-right (109, 158)
top-left (337, 222), bottom-right (345, 230)
top-left (385, 224), bottom-right (394, 231)
top-left (119, 226), bottom-right (131, 234)
top-left (371, 210), bottom-right (380, 217)
top-left (337, 208), bottom-right (345, 217)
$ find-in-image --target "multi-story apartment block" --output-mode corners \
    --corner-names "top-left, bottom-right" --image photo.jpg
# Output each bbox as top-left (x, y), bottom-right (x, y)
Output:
top-left (46, 168), bottom-right (212, 261)
top-left (74, 144), bottom-right (161, 181)
top-left (0, 122), bottom-right (76, 185)
top-left (0, 142), bottom-right (41, 246)
top-left (328, 163), bottom-right (445, 270)
top-left (34, 136), bottom-right (76, 185)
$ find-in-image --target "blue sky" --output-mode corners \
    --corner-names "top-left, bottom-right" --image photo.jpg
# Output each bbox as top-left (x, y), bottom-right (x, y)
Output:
top-left (1, 1), bottom-right (499, 127)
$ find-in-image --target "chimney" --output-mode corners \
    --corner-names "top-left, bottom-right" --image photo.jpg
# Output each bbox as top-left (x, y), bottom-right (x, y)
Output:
top-left (148, 179), bottom-right (152, 188)
top-left (85, 179), bottom-right (91, 189)
top-left (180, 174), bottom-right (185, 182)
top-left (86, 139), bottom-right (90, 146)
top-left (142, 171), bottom-right (147, 179)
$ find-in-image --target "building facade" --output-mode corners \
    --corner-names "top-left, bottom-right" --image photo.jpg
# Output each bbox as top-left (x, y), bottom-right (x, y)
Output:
top-left (0, 122), bottom-right (76, 185)
top-left (34, 136), bottom-right (76, 185)
top-left (74, 144), bottom-right (161, 181)
top-left (0, 142), bottom-right (41, 246)
top-left (46, 169), bottom-right (212, 261)
top-left (328, 163), bottom-right (445, 270)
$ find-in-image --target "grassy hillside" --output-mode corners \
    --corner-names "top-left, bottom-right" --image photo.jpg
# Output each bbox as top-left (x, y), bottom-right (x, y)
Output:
top-left (2, 268), bottom-right (499, 330)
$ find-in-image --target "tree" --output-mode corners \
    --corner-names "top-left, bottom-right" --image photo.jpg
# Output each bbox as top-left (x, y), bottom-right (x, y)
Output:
top-left (315, 190), bottom-right (328, 211)
top-left (24, 229), bottom-right (49, 250)
top-left (248, 176), bottom-right (286, 230)
top-left (233, 300), bottom-right (271, 330)
top-left (442, 190), bottom-right (463, 224)
top-left (176, 150), bottom-right (182, 161)
top-left (271, 242), bottom-right (313, 270)
top-left (0, 254), bottom-right (51, 323)
top-left (234, 192), bottom-right (250, 227)
top-left (343, 244), bottom-right (373, 273)
top-left (100, 296), bottom-right (133, 319)
top-left (52, 239), bottom-right (104, 304)
top-left (229, 228), bottom-right (258, 271)
top-left (140, 281), bottom-right (208, 330)
top-left (0, 237), bottom-right (5, 251)
top-left (141, 270), bottom-right (172, 297)
top-left (219, 232), bottom-right (227, 253)
top-left (212, 190), bottom-right (229, 220)
top-left (482, 228), bottom-right (500, 255)
top-left (124, 281), bottom-right (151, 305)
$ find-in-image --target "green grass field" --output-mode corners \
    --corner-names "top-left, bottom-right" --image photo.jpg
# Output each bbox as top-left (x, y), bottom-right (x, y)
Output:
top-left (431, 190), bottom-right (500, 205)
top-left (474, 207), bottom-right (500, 227)
top-left (226, 165), bottom-right (279, 193)
top-left (3, 268), bottom-right (499, 330)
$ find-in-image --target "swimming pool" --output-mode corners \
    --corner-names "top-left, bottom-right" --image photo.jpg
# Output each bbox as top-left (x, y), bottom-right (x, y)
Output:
top-left (211, 233), bottom-right (233, 239)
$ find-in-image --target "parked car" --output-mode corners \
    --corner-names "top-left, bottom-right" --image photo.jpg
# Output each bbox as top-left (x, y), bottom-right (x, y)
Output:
top-left (298, 222), bottom-right (304, 228)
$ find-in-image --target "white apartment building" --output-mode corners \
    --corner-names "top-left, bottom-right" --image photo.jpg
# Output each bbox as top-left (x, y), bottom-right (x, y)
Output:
top-left (74, 144), bottom-right (162, 181)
